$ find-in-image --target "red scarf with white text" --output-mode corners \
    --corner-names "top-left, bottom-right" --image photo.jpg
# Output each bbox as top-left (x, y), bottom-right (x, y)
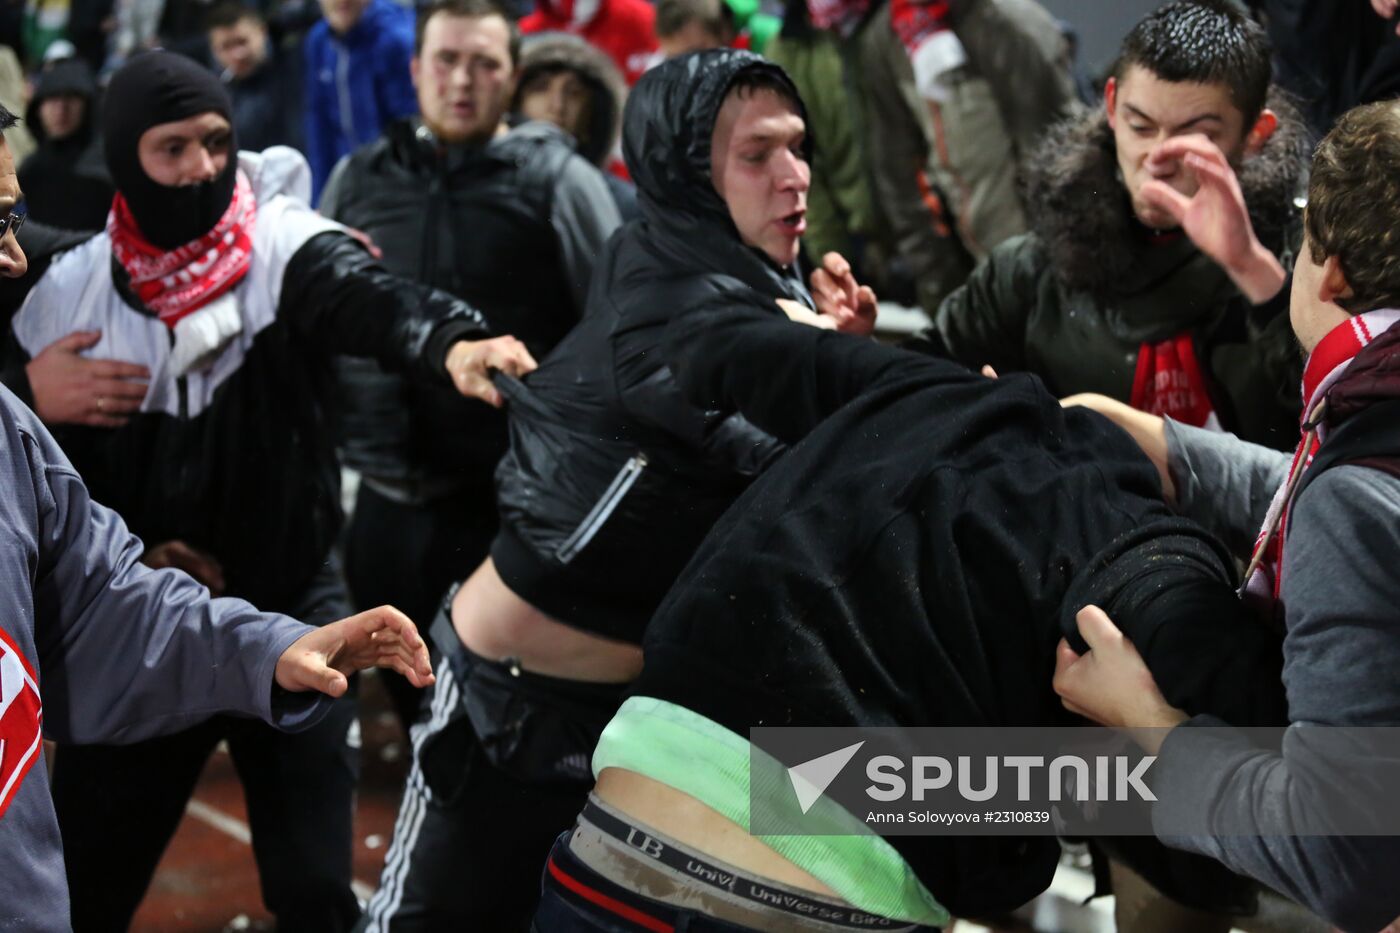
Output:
top-left (1130, 332), bottom-right (1221, 430)
top-left (107, 171), bottom-right (256, 329)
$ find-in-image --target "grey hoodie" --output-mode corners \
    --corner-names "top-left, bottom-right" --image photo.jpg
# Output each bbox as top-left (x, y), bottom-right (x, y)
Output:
top-left (1152, 420), bottom-right (1400, 933)
top-left (0, 385), bottom-right (328, 932)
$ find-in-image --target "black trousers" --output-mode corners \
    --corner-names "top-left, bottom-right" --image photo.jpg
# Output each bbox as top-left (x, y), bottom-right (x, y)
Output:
top-left (343, 480), bottom-right (497, 730)
top-left (359, 603), bottom-right (626, 933)
top-left (52, 560), bottom-right (362, 933)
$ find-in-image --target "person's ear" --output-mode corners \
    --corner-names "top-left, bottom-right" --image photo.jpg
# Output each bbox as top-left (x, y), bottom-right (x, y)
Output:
top-left (1243, 108), bottom-right (1278, 157)
top-left (410, 55), bottom-right (421, 90)
top-left (1318, 254), bottom-right (1354, 305)
top-left (1104, 76), bottom-right (1118, 130)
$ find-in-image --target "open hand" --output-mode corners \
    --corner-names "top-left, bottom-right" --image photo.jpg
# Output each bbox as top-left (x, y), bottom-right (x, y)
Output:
top-left (143, 540), bottom-right (226, 596)
top-left (26, 330), bottom-right (150, 427)
top-left (810, 252), bottom-right (878, 336)
top-left (445, 336), bottom-right (538, 407)
top-left (1140, 136), bottom-right (1285, 304)
top-left (275, 605), bottom-right (434, 698)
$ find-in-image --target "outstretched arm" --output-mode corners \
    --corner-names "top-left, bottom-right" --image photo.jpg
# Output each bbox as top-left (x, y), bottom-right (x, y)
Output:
top-left (20, 397), bottom-right (430, 744)
top-left (280, 232), bottom-right (537, 406)
top-left (664, 298), bottom-right (975, 445)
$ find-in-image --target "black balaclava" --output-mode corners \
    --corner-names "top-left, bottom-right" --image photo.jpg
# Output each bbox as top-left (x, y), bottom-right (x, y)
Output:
top-left (103, 50), bottom-right (239, 249)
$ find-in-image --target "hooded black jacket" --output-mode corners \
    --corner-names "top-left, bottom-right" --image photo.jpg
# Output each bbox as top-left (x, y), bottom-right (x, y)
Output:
top-left (637, 304), bottom-right (1289, 918)
top-left (18, 58), bottom-right (114, 233)
top-left (491, 50), bottom-right (814, 642)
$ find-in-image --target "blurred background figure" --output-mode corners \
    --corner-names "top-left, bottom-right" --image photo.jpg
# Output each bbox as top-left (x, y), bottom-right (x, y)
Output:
top-left (302, 0), bottom-right (417, 200)
top-left (207, 1), bottom-right (304, 153)
top-left (520, 0), bottom-right (657, 84)
top-left (654, 0), bottom-right (779, 56)
top-left (513, 32), bottom-right (637, 217)
top-left (18, 54), bottom-right (112, 230)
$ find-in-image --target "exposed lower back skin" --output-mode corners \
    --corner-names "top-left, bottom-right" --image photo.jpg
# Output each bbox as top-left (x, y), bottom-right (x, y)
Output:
top-left (451, 557), bottom-right (643, 682)
top-left (595, 766), bottom-right (840, 897)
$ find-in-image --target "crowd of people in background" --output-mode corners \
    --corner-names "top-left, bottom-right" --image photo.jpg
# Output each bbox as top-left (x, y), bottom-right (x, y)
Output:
top-left (1, 0), bottom-right (1400, 931)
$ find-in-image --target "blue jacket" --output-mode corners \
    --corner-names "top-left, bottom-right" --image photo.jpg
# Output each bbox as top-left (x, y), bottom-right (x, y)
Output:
top-left (302, 0), bottom-right (418, 202)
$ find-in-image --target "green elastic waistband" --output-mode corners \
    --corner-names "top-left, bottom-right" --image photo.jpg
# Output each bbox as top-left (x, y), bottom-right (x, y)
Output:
top-left (591, 695), bottom-right (950, 927)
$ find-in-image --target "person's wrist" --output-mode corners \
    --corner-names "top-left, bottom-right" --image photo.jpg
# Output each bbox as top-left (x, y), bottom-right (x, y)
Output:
top-left (1127, 706), bottom-right (1188, 755)
top-left (1229, 240), bottom-right (1287, 305)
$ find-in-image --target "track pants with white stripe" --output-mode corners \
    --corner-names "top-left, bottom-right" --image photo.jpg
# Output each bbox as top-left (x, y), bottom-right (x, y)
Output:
top-left (359, 599), bottom-right (626, 932)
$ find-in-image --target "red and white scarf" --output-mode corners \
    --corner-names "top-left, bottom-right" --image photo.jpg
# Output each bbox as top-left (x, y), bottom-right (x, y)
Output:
top-left (107, 171), bottom-right (256, 329)
top-left (889, 0), bottom-right (964, 101)
top-left (1241, 308), bottom-right (1400, 605)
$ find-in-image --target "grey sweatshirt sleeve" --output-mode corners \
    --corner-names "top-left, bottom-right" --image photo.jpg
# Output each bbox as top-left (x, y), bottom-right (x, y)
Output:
top-left (550, 154), bottom-right (622, 314)
top-left (20, 400), bottom-right (330, 745)
top-left (1164, 419), bottom-right (1291, 555)
top-left (1151, 465), bottom-right (1400, 933)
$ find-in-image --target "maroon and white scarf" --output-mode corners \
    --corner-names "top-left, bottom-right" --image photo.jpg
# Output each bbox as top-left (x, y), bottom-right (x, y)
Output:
top-left (107, 171), bottom-right (257, 329)
top-left (1241, 308), bottom-right (1400, 606)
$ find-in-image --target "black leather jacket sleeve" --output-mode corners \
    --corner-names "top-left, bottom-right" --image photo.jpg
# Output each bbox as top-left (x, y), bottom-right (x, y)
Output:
top-left (281, 231), bottom-right (491, 384)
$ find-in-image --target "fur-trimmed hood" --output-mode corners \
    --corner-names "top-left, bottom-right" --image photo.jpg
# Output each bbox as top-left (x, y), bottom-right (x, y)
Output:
top-left (1023, 92), bottom-right (1311, 298)
top-left (514, 33), bottom-right (627, 168)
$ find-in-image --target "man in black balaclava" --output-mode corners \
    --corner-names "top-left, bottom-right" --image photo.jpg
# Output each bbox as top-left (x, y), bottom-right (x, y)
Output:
top-left (17, 57), bottom-right (114, 232)
top-left (1, 49), bottom-right (538, 932)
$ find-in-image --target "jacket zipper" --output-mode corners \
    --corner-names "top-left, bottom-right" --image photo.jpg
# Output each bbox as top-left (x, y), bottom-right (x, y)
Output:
top-left (555, 453), bottom-right (648, 564)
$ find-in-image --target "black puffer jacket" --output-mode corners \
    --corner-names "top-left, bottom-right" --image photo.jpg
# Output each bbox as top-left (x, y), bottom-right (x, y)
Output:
top-left (491, 50), bottom-right (813, 642)
top-left (322, 119), bottom-right (617, 491)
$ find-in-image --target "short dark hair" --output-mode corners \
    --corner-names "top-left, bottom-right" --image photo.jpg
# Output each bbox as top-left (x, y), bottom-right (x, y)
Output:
top-left (656, 0), bottom-right (732, 40)
top-left (1111, 0), bottom-right (1272, 125)
top-left (725, 66), bottom-right (800, 114)
top-left (415, 0), bottom-right (520, 66)
top-left (205, 1), bottom-right (262, 32)
top-left (1306, 101), bottom-right (1400, 314)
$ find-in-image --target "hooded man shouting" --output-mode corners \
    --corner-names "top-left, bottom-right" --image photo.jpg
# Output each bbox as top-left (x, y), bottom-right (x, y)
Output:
top-left (0, 50), bottom-right (534, 932)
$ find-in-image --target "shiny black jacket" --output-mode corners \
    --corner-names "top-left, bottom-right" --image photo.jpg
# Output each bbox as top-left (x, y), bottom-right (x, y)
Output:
top-left (491, 51), bottom-right (814, 642)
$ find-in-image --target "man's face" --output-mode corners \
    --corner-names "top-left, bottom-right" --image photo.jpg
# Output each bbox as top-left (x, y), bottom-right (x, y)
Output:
top-left (38, 94), bottom-right (85, 141)
top-left (710, 87), bottom-right (809, 267)
top-left (137, 112), bottom-right (232, 187)
top-left (1106, 65), bottom-right (1251, 230)
top-left (0, 135), bottom-right (27, 278)
top-left (1289, 228), bottom-right (1351, 355)
top-left (658, 19), bottom-right (727, 58)
top-left (411, 13), bottom-right (514, 144)
top-left (210, 18), bottom-right (268, 80)
top-left (516, 69), bottom-right (592, 143)
top-left (320, 0), bottom-right (370, 35)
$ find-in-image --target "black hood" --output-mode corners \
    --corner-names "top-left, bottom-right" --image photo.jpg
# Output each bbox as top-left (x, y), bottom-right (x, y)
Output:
top-left (102, 50), bottom-right (239, 250)
top-left (624, 50), bottom-right (811, 240)
top-left (26, 58), bottom-right (98, 146)
top-left (621, 49), bottom-right (813, 294)
top-left (1023, 90), bottom-right (1311, 299)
